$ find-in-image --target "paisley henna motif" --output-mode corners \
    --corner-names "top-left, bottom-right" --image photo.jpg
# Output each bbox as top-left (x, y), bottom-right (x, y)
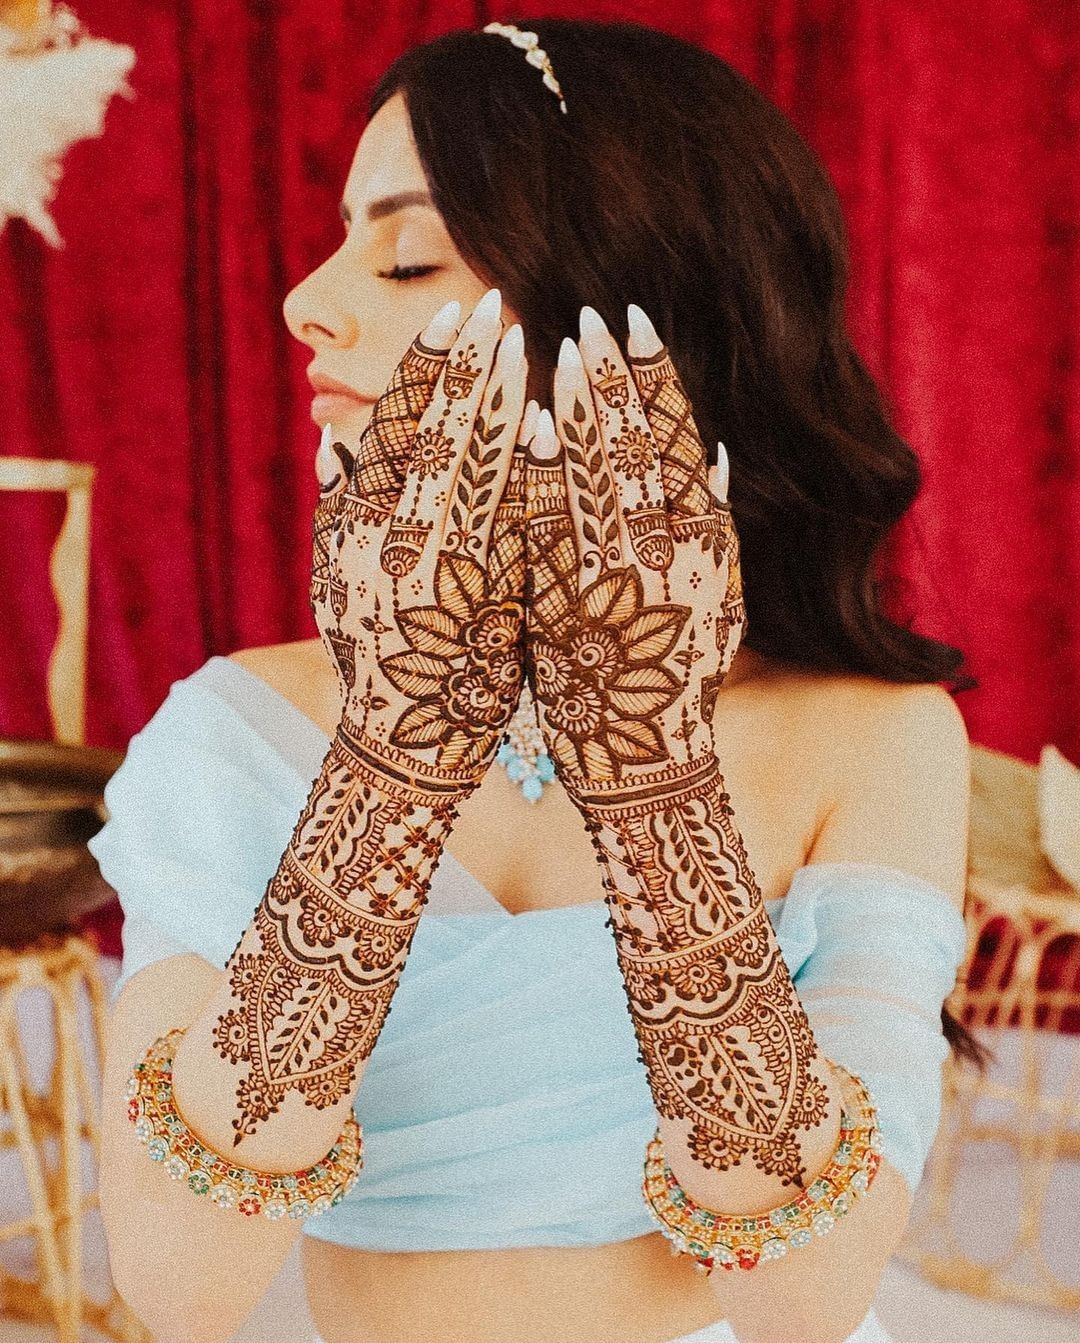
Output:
top-left (526, 310), bottom-right (830, 1188)
top-left (212, 295), bottom-right (530, 1144)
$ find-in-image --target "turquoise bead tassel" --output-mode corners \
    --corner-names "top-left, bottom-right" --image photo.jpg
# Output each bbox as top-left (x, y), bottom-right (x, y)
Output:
top-left (497, 683), bottom-right (553, 802)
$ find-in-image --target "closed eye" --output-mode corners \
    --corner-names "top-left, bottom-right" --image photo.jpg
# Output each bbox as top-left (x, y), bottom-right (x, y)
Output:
top-left (377, 264), bottom-right (439, 281)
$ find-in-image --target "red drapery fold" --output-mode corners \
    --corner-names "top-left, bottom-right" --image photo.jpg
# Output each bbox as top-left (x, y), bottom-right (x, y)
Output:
top-left (1, 2), bottom-right (1077, 957)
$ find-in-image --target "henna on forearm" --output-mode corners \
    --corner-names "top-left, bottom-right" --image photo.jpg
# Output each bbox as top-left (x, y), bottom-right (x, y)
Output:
top-left (526, 310), bottom-right (840, 1202)
top-left (171, 293), bottom-right (530, 1169)
top-left (561, 755), bottom-right (832, 1191)
top-left (209, 725), bottom-right (474, 1145)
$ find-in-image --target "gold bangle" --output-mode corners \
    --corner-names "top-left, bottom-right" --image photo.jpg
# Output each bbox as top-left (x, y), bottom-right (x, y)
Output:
top-left (125, 1027), bottom-right (363, 1220)
top-left (642, 1061), bottom-right (881, 1272)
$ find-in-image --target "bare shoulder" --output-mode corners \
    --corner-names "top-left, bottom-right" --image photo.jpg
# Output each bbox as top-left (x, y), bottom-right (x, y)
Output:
top-left (226, 638), bottom-right (336, 729)
top-left (803, 673), bottom-right (970, 903)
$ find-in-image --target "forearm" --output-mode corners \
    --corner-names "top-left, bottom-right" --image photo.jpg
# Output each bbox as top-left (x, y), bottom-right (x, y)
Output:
top-left (571, 752), bottom-right (842, 1212)
top-left (171, 716), bottom-right (470, 1173)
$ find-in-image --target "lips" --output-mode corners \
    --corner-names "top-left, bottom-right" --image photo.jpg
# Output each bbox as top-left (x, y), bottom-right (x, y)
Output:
top-left (307, 370), bottom-right (373, 403)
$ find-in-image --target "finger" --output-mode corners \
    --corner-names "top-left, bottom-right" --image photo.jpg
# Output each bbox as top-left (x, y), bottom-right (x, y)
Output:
top-left (553, 335), bottom-right (619, 584)
top-left (315, 421), bottom-right (353, 496)
top-left (312, 423), bottom-right (347, 618)
top-left (382, 287), bottom-right (503, 579)
top-left (446, 321), bottom-right (528, 568)
top-left (343, 298), bottom-right (461, 528)
top-left (483, 406), bottom-right (532, 608)
top-left (708, 443), bottom-right (730, 505)
top-left (626, 303), bottom-right (712, 527)
top-left (578, 306), bottom-right (672, 575)
top-left (484, 396), bottom-right (538, 603)
top-left (525, 406), bottom-right (578, 635)
top-left (524, 411), bottom-right (581, 745)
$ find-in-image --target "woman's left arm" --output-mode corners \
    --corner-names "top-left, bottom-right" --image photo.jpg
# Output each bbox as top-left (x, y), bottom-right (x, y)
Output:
top-left (714, 679), bottom-right (969, 1343)
top-left (523, 305), bottom-right (968, 1343)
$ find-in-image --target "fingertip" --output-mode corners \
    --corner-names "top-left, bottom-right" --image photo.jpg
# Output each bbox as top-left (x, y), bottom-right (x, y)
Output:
top-left (626, 303), bottom-right (663, 358)
top-left (579, 305), bottom-right (607, 342)
top-left (557, 336), bottom-right (582, 373)
top-left (422, 299), bottom-right (461, 348)
top-left (532, 408), bottom-right (560, 460)
top-left (712, 441), bottom-right (730, 502)
top-left (473, 287), bottom-right (502, 324)
top-left (521, 398), bottom-right (540, 442)
top-left (315, 423), bottom-right (336, 488)
top-left (499, 322), bottom-right (525, 364)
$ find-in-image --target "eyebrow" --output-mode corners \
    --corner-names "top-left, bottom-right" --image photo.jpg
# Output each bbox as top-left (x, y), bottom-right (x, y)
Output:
top-left (339, 190), bottom-right (436, 225)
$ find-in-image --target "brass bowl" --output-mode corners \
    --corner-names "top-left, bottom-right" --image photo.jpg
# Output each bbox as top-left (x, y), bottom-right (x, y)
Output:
top-left (0, 738), bottom-right (125, 950)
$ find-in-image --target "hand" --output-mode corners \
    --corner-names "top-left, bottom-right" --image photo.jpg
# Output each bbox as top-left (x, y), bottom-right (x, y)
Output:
top-left (310, 289), bottom-right (531, 791)
top-left (523, 310), bottom-right (832, 1188)
top-left (524, 303), bottom-right (745, 791)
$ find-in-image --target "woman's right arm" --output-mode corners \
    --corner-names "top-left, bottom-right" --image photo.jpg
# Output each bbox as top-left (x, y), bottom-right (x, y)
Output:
top-left (98, 290), bottom-right (530, 1343)
top-left (100, 720), bottom-right (471, 1343)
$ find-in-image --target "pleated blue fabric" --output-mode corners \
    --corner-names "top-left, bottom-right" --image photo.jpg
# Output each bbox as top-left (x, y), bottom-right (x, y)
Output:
top-left (91, 657), bottom-right (966, 1256)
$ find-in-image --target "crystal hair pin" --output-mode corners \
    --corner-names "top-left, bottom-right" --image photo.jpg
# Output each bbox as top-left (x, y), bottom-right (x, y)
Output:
top-left (482, 22), bottom-right (568, 114)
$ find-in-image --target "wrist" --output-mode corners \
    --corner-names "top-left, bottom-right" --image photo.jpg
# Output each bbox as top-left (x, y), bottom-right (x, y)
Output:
top-left (332, 715), bottom-right (480, 812)
top-left (559, 749), bottom-right (720, 818)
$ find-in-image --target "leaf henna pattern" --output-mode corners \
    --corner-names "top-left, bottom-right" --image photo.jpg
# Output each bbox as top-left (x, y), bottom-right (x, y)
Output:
top-left (212, 296), bottom-right (529, 1144)
top-left (526, 311), bottom-right (831, 1188)
top-left (560, 391), bottom-right (620, 572)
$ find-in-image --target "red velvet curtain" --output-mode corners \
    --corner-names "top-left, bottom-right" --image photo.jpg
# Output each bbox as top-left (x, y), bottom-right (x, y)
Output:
top-left (1, 2), bottom-right (1077, 957)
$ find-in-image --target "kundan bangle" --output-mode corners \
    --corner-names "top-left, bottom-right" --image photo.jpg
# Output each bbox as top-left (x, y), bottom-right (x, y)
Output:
top-left (125, 1026), bottom-right (363, 1221)
top-left (642, 1060), bottom-right (881, 1273)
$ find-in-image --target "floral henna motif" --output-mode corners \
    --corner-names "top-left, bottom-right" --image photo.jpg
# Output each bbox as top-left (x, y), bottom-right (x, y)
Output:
top-left (609, 426), bottom-right (654, 479)
top-left (530, 566), bottom-right (687, 780)
top-left (445, 386), bottom-right (509, 559)
top-left (214, 295), bottom-right (528, 1145)
top-left (411, 427), bottom-right (455, 479)
top-left (561, 393), bottom-right (621, 573)
top-left (381, 551), bottom-right (524, 771)
top-left (529, 309), bottom-right (833, 1189)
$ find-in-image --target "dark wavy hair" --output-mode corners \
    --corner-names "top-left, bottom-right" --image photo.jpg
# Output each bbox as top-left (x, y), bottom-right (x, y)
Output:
top-left (370, 18), bottom-right (989, 1070)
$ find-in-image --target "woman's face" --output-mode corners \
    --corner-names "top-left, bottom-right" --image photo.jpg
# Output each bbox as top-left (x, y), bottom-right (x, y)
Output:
top-left (284, 92), bottom-right (519, 444)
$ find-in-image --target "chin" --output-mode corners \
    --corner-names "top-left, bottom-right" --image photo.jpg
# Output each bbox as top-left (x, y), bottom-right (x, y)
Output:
top-left (310, 403), bottom-right (374, 438)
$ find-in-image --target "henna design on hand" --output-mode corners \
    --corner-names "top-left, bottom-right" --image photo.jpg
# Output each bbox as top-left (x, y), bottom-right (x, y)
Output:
top-left (525, 309), bottom-right (829, 1187)
top-left (213, 295), bottom-right (531, 1143)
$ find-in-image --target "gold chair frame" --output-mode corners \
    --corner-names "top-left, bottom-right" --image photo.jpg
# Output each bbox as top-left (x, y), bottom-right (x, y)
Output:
top-left (898, 874), bottom-right (1080, 1314)
top-left (0, 457), bottom-right (94, 744)
top-left (0, 456), bottom-right (149, 1339)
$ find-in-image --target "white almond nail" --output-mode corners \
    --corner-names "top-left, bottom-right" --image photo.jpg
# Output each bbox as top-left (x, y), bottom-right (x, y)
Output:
top-left (499, 323), bottom-right (524, 362)
top-left (532, 408), bottom-right (560, 460)
top-left (579, 305), bottom-right (607, 342)
top-left (626, 303), bottom-right (663, 358)
top-left (472, 287), bottom-right (502, 324)
top-left (557, 336), bottom-right (583, 372)
top-left (521, 398), bottom-right (540, 441)
top-left (423, 299), bottom-right (461, 348)
top-left (315, 423), bottom-right (338, 488)
top-left (713, 442), bottom-right (730, 502)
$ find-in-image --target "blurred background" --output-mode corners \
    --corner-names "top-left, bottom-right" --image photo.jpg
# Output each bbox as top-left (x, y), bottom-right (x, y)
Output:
top-left (0, 1), bottom-right (1076, 1341)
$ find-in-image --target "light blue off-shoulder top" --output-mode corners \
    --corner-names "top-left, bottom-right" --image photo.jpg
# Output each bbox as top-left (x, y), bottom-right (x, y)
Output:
top-left (89, 657), bottom-right (969, 1252)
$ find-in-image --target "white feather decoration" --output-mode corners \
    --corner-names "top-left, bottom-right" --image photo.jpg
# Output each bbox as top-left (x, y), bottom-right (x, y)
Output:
top-left (0, 3), bottom-right (135, 247)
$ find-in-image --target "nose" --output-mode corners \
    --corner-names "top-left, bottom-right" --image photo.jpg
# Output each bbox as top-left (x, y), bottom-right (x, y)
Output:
top-left (298, 313), bottom-right (359, 347)
top-left (283, 267), bottom-right (359, 350)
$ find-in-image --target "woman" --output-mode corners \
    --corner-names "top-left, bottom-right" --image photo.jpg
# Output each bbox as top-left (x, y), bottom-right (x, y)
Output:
top-left (95, 18), bottom-right (982, 1343)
